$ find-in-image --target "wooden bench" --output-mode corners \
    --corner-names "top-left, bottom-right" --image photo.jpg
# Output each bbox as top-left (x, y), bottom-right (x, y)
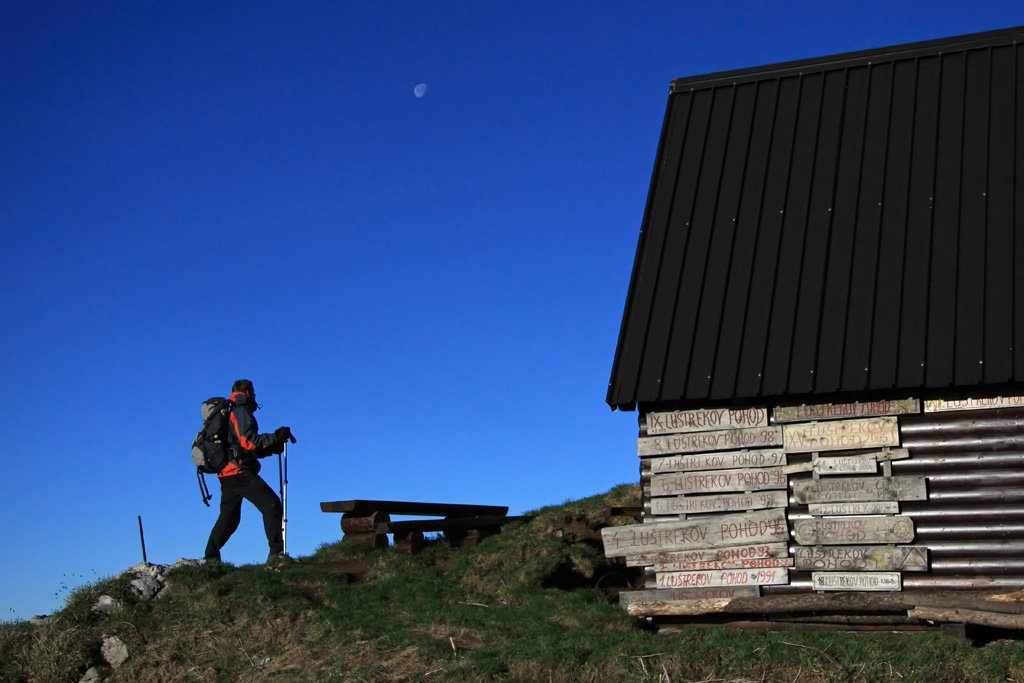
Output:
top-left (320, 499), bottom-right (529, 553)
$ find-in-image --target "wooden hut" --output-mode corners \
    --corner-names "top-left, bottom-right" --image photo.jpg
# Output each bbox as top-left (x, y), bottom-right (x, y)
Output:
top-left (603, 26), bottom-right (1024, 631)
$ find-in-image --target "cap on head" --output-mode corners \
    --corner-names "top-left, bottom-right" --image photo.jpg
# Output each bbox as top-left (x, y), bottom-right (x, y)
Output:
top-left (232, 379), bottom-right (255, 395)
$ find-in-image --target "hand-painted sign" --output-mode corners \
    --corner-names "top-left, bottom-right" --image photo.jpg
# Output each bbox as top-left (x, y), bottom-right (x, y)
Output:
top-left (812, 572), bottom-right (902, 591)
top-left (813, 448), bottom-right (909, 475)
top-left (638, 426), bottom-right (784, 456)
top-left (650, 467), bottom-right (787, 496)
top-left (649, 490), bottom-right (787, 516)
top-left (654, 555), bottom-right (793, 573)
top-left (656, 566), bottom-right (789, 589)
top-left (793, 476), bottom-right (926, 504)
top-left (793, 515), bottom-right (915, 545)
top-left (772, 398), bottom-right (919, 423)
top-left (794, 546), bottom-right (927, 571)
top-left (645, 407), bottom-right (768, 435)
top-left (601, 509), bottom-right (788, 557)
top-left (807, 501), bottom-right (900, 516)
top-left (783, 417), bottom-right (899, 453)
top-left (624, 543), bottom-right (789, 568)
top-left (648, 449), bottom-right (787, 474)
top-left (924, 395), bottom-right (1024, 413)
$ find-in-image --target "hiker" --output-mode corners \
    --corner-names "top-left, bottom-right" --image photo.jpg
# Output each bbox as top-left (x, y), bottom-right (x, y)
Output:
top-left (204, 379), bottom-right (296, 565)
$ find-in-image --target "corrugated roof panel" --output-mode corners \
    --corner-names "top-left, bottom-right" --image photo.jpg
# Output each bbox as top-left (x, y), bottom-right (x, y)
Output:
top-left (608, 27), bottom-right (1024, 410)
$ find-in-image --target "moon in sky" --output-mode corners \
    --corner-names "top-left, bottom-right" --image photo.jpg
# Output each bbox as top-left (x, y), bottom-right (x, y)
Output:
top-left (413, 83), bottom-right (428, 98)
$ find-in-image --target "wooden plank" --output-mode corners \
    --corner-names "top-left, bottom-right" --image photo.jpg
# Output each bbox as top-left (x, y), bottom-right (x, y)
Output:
top-left (924, 395), bottom-right (1024, 413)
top-left (793, 516), bottom-right (915, 545)
top-left (618, 587), bottom-right (759, 609)
top-left (908, 606), bottom-right (1024, 630)
top-left (648, 449), bottom-right (787, 473)
top-left (601, 509), bottom-right (788, 557)
top-left (650, 467), bottom-right (787, 496)
top-left (807, 501), bottom-right (900, 516)
top-left (625, 542), bottom-right (789, 568)
top-left (793, 476), bottom-right (927, 504)
top-left (783, 417), bottom-right (900, 453)
top-left (813, 448), bottom-right (910, 476)
top-left (645, 407), bottom-right (768, 435)
top-left (811, 572), bottom-right (902, 591)
top-left (637, 426), bottom-right (784, 456)
top-left (654, 556), bottom-right (793, 573)
top-left (378, 516), bottom-right (529, 534)
top-left (794, 546), bottom-right (928, 571)
top-left (656, 567), bottom-right (789, 589)
top-left (649, 490), bottom-right (787, 516)
top-left (772, 398), bottom-right (920, 423)
top-left (814, 455), bottom-right (877, 475)
top-left (320, 500), bottom-right (508, 517)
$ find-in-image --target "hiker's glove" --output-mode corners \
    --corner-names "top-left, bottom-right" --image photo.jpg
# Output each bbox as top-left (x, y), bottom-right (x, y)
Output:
top-left (275, 426), bottom-right (296, 444)
top-left (270, 441), bottom-right (285, 455)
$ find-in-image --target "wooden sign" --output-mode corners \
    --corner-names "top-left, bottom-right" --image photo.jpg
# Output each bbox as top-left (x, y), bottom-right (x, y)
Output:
top-left (619, 587), bottom-right (758, 607)
top-left (656, 566), bottom-right (789, 589)
top-left (648, 449), bottom-right (787, 474)
top-left (794, 546), bottom-right (927, 571)
top-left (812, 572), bottom-right (902, 591)
top-left (650, 467), bottom-right (787, 496)
top-left (813, 448), bottom-right (909, 476)
top-left (793, 515), bottom-right (915, 545)
top-left (793, 476), bottom-right (926, 504)
top-left (645, 407), bottom-right (768, 435)
top-left (638, 426), bottom-right (784, 456)
top-left (783, 417), bottom-right (899, 453)
top-left (814, 455), bottom-right (877, 475)
top-left (625, 543), bottom-right (790, 568)
top-left (601, 509), bottom-right (788, 558)
top-left (649, 490), bottom-right (787, 516)
top-left (924, 395), bottom-right (1024, 413)
top-left (654, 555), bottom-right (793, 573)
top-left (807, 501), bottom-right (900, 515)
top-left (772, 398), bottom-right (920, 423)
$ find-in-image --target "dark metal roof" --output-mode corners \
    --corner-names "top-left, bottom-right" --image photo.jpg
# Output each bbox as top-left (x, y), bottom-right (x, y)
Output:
top-left (608, 27), bottom-right (1024, 411)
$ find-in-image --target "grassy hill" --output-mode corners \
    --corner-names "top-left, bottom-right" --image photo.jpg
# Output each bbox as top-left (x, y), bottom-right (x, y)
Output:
top-left (4, 484), bottom-right (1024, 682)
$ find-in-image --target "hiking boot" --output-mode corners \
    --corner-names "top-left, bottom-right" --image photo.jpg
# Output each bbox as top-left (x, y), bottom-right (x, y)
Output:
top-left (266, 552), bottom-right (296, 567)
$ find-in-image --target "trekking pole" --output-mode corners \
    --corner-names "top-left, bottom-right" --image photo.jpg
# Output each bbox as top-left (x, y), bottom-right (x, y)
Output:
top-left (280, 442), bottom-right (289, 553)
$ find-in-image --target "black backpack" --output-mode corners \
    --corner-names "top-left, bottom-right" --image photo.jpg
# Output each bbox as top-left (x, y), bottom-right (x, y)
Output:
top-left (192, 397), bottom-right (234, 505)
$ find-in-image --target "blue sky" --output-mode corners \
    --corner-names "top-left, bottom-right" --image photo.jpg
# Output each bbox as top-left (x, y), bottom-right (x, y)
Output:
top-left (2, 2), bottom-right (1022, 620)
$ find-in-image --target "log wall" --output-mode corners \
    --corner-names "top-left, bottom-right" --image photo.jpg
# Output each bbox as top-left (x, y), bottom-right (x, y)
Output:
top-left (607, 395), bottom-right (1024, 625)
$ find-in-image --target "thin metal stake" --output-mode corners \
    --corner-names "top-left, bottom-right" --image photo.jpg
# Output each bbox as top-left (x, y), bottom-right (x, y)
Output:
top-left (137, 515), bottom-right (148, 564)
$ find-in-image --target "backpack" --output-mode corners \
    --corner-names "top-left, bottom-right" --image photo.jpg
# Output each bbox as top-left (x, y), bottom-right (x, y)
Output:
top-left (192, 397), bottom-right (234, 505)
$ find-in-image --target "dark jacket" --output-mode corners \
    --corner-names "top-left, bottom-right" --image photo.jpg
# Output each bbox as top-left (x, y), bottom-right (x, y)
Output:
top-left (219, 391), bottom-right (278, 478)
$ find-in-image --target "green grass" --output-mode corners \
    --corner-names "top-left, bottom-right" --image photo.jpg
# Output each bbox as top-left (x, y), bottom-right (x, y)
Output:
top-left (4, 484), bottom-right (1024, 681)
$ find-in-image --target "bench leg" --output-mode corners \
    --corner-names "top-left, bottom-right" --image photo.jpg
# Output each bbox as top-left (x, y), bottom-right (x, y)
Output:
top-left (393, 531), bottom-right (425, 554)
top-left (341, 512), bottom-right (390, 548)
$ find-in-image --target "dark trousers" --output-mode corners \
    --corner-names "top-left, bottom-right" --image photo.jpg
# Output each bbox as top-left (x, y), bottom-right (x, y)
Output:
top-left (205, 472), bottom-right (283, 559)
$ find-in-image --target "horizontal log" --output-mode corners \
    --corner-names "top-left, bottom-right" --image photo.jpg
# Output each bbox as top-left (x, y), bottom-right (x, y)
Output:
top-left (321, 500), bottom-right (509, 517)
top-left (378, 515), bottom-right (530, 534)
top-left (908, 606), bottom-right (1024, 629)
top-left (620, 587), bottom-right (1024, 618)
top-left (341, 511), bottom-right (390, 534)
